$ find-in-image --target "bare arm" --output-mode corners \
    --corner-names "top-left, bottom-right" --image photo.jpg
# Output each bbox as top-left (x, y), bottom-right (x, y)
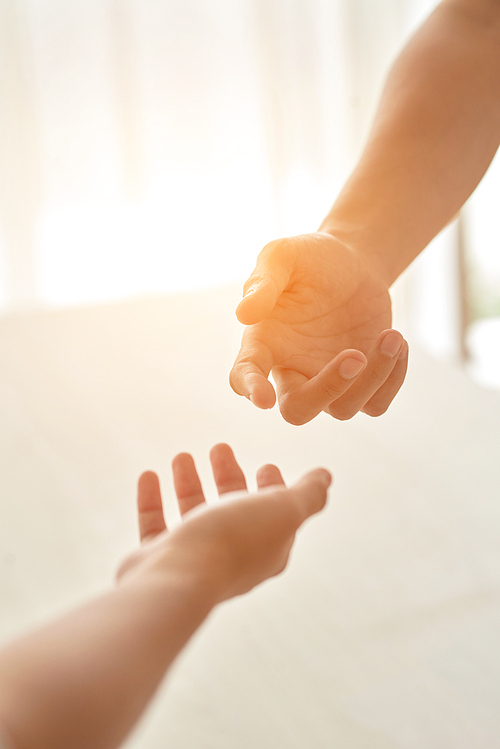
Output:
top-left (230, 0), bottom-right (500, 424)
top-left (0, 572), bottom-right (215, 749)
top-left (0, 446), bottom-right (330, 749)
top-left (321, 0), bottom-right (500, 284)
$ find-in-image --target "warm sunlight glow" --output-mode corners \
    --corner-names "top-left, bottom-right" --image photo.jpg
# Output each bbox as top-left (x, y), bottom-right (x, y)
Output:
top-left (37, 165), bottom-right (276, 306)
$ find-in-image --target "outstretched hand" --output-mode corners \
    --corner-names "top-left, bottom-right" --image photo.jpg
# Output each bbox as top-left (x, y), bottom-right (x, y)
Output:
top-left (230, 232), bottom-right (408, 424)
top-left (118, 444), bottom-right (331, 602)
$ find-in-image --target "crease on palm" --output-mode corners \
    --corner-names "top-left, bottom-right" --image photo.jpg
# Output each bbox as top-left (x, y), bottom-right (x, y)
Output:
top-left (250, 294), bottom-right (390, 377)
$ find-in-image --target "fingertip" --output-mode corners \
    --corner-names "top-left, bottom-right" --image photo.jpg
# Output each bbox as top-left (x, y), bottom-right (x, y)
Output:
top-left (138, 469), bottom-right (159, 484)
top-left (256, 463), bottom-right (285, 489)
top-left (277, 351), bottom-right (367, 426)
top-left (312, 468), bottom-right (333, 488)
top-left (137, 470), bottom-right (163, 520)
top-left (172, 452), bottom-right (206, 510)
top-left (248, 380), bottom-right (276, 409)
top-left (361, 340), bottom-right (409, 417)
top-left (293, 468), bottom-right (333, 519)
top-left (137, 470), bottom-right (160, 497)
top-left (379, 329), bottom-right (404, 358)
top-left (236, 291), bottom-right (261, 325)
top-left (302, 468), bottom-right (332, 496)
top-left (209, 443), bottom-right (234, 462)
top-left (337, 350), bottom-right (367, 380)
top-left (249, 391), bottom-right (276, 410)
top-left (171, 452), bottom-right (194, 471)
top-left (210, 443), bottom-right (247, 496)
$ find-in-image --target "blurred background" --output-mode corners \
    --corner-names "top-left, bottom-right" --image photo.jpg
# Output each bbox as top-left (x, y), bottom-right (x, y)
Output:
top-left (1, 2), bottom-right (500, 748)
top-left (0, 0), bottom-right (499, 386)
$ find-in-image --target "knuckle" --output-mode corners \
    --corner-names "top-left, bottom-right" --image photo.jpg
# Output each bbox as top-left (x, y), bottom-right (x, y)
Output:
top-left (228, 368), bottom-right (240, 393)
top-left (242, 274), bottom-right (259, 296)
top-left (260, 237), bottom-right (296, 266)
top-left (242, 269), bottom-right (280, 298)
top-left (322, 381), bottom-right (345, 401)
top-left (368, 366), bottom-right (391, 385)
top-left (228, 358), bottom-right (253, 392)
top-left (260, 237), bottom-right (283, 258)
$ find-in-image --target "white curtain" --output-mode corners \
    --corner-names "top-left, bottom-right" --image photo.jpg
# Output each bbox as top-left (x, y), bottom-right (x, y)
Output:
top-left (0, 0), bottom-right (440, 311)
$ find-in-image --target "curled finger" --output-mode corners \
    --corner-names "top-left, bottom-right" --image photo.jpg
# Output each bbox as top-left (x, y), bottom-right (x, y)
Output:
top-left (275, 350), bottom-right (367, 426)
top-left (327, 330), bottom-right (404, 421)
top-left (362, 340), bottom-right (409, 416)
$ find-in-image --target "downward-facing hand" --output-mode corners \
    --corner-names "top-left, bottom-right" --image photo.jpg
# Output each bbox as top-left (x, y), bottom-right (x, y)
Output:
top-left (230, 233), bottom-right (408, 424)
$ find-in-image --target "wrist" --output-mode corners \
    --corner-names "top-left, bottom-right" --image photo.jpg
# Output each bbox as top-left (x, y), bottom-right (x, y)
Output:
top-left (119, 541), bottom-right (228, 610)
top-left (317, 215), bottom-right (396, 289)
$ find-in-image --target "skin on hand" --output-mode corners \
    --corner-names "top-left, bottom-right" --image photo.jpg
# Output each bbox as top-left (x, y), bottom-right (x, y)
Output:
top-left (0, 447), bottom-right (328, 749)
top-left (230, 232), bottom-right (408, 425)
top-left (118, 443), bottom-right (332, 602)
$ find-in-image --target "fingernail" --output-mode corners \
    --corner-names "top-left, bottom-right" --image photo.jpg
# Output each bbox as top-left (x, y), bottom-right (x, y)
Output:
top-left (339, 357), bottom-right (365, 379)
top-left (380, 332), bottom-right (403, 358)
top-left (398, 341), bottom-right (408, 360)
top-left (248, 392), bottom-right (255, 404)
top-left (243, 287), bottom-right (256, 299)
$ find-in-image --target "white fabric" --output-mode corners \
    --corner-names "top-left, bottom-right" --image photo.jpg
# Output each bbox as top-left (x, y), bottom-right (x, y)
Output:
top-left (0, 285), bottom-right (499, 748)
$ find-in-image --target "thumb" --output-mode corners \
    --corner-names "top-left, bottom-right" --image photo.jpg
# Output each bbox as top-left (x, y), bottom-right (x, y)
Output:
top-left (291, 469), bottom-right (332, 524)
top-left (236, 239), bottom-right (295, 325)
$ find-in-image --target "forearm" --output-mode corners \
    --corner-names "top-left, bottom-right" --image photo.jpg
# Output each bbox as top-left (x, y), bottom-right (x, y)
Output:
top-left (320, 0), bottom-right (500, 285)
top-left (0, 570), bottom-right (217, 749)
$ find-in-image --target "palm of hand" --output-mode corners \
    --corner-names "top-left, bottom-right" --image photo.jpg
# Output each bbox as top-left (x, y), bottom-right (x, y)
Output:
top-left (262, 237), bottom-right (392, 374)
top-left (231, 233), bottom-right (406, 423)
top-left (117, 444), bottom-right (330, 603)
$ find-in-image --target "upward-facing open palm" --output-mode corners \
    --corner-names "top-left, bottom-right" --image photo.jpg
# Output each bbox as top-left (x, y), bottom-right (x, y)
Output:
top-left (117, 444), bottom-right (331, 602)
top-left (230, 232), bottom-right (408, 424)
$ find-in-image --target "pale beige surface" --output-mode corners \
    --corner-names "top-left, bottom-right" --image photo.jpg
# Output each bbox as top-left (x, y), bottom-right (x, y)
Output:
top-left (0, 285), bottom-right (499, 748)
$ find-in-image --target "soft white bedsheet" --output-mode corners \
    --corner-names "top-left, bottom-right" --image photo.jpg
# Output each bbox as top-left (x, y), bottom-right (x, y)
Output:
top-left (0, 285), bottom-right (499, 749)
